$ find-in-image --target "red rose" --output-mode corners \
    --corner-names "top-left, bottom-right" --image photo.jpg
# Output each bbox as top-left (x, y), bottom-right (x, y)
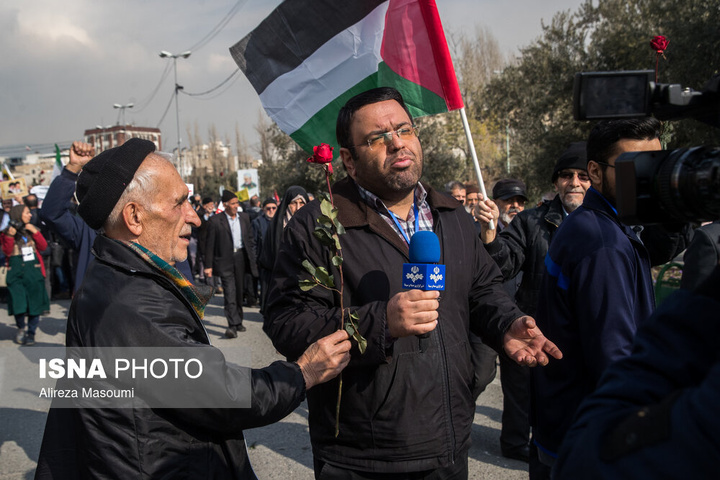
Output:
top-left (650, 35), bottom-right (669, 53)
top-left (307, 143), bottom-right (333, 165)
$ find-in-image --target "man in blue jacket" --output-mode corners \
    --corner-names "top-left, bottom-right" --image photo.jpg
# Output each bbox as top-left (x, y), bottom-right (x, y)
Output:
top-left (530, 118), bottom-right (663, 478)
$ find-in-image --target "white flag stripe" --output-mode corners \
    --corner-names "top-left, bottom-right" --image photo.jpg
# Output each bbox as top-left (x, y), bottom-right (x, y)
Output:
top-left (258, 2), bottom-right (389, 135)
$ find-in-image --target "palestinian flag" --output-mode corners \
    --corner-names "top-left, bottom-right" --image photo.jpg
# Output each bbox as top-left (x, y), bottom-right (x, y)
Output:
top-left (230, 0), bottom-right (462, 153)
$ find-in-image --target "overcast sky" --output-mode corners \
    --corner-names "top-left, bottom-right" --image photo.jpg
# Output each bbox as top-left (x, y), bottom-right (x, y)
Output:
top-left (0, 0), bottom-right (585, 158)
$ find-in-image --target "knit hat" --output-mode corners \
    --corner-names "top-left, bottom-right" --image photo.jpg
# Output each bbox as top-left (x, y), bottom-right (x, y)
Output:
top-left (76, 138), bottom-right (156, 230)
top-left (552, 142), bottom-right (587, 183)
top-left (262, 197), bottom-right (277, 208)
top-left (221, 190), bottom-right (237, 203)
top-left (492, 179), bottom-right (528, 201)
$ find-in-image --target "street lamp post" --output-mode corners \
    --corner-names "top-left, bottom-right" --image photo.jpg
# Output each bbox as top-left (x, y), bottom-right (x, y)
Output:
top-left (159, 50), bottom-right (191, 180)
top-left (113, 102), bottom-right (134, 126)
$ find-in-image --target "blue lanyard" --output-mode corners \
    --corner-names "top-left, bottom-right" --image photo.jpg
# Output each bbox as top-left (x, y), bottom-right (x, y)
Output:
top-left (387, 201), bottom-right (420, 245)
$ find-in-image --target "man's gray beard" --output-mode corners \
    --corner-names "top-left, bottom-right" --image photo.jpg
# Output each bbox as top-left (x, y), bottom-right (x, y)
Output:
top-left (500, 207), bottom-right (521, 225)
top-left (561, 196), bottom-right (583, 213)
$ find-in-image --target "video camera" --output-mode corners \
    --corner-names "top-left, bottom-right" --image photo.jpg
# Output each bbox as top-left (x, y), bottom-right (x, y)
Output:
top-left (573, 70), bottom-right (720, 224)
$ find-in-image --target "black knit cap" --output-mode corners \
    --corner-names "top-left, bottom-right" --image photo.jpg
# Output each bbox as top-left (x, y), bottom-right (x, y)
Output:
top-left (76, 138), bottom-right (156, 230)
top-left (552, 142), bottom-right (587, 183)
top-left (221, 189), bottom-right (237, 203)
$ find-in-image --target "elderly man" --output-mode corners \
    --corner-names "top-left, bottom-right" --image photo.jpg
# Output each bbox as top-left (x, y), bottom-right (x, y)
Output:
top-left (264, 87), bottom-right (561, 478)
top-left (35, 139), bottom-right (351, 479)
top-left (444, 180), bottom-right (466, 203)
top-left (204, 190), bottom-right (258, 338)
top-left (492, 179), bottom-right (528, 229)
top-left (480, 142), bottom-right (590, 317)
top-left (477, 142), bottom-right (590, 465)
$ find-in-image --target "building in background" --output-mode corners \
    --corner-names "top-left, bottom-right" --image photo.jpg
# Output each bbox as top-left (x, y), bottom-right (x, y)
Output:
top-left (84, 125), bottom-right (162, 153)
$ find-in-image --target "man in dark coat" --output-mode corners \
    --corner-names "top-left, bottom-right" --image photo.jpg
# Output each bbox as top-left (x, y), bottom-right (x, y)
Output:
top-left (477, 143), bottom-right (590, 467)
top-left (251, 198), bottom-right (276, 304)
top-left (555, 267), bottom-right (720, 479)
top-left (35, 138), bottom-right (351, 479)
top-left (203, 190), bottom-right (258, 338)
top-left (264, 87), bottom-right (562, 478)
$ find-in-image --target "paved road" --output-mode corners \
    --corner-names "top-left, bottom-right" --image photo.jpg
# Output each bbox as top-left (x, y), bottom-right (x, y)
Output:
top-left (0, 294), bottom-right (528, 480)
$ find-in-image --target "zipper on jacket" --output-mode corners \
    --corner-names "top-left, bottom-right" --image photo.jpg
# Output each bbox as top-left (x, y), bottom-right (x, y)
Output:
top-left (432, 215), bottom-right (457, 464)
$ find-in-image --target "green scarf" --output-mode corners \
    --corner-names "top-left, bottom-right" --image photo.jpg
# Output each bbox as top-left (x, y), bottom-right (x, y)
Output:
top-left (119, 240), bottom-right (213, 319)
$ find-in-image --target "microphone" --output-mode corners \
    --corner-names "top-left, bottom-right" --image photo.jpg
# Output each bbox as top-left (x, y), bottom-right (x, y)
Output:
top-left (402, 231), bottom-right (445, 347)
top-left (402, 231), bottom-right (446, 291)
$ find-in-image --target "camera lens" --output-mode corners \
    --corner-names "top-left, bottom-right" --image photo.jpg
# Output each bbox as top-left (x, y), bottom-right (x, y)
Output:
top-left (656, 146), bottom-right (720, 223)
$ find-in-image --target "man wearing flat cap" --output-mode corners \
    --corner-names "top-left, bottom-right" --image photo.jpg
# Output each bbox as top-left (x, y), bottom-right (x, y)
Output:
top-left (35, 139), bottom-right (352, 479)
top-left (492, 178), bottom-right (529, 230)
top-left (203, 189), bottom-right (258, 338)
top-left (475, 143), bottom-right (590, 467)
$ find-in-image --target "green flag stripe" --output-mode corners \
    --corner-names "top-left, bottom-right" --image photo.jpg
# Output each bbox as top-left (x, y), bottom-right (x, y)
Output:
top-left (290, 62), bottom-right (447, 153)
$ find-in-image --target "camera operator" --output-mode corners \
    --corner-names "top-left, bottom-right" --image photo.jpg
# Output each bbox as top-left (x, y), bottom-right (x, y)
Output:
top-left (531, 118), bottom-right (670, 478)
top-left (1, 204), bottom-right (49, 345)
top-left (554, 265), bottom-right (720, 479)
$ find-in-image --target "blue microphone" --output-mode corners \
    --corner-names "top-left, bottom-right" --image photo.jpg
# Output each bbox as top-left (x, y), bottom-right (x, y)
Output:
top-left (402, 231), bottom-right (445, 291)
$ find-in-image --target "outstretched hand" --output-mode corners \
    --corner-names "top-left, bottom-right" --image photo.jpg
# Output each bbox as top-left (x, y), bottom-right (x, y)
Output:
top-left (297, 330), bottom-right (352, 389)
top-left (503, 316), bottom-right (562, 367)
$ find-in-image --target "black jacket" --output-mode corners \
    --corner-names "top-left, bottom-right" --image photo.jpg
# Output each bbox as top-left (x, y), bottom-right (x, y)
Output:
top-left (36, 235), bottom-right (305, 479)
top-left (264, 178), bottom-right (523, 472)
top-left (484, 195), bottom-right (564, 316)
top-left (204, 211), bottom-right (258, 277)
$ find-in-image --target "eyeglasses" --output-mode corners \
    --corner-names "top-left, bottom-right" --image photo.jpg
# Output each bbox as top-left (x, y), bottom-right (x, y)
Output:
top-left (558, 171), bottom-right (590, 182)
top-left (355, 126), bottom-right (419, 149)
top-left (264, 206), bottom-right (277, 211)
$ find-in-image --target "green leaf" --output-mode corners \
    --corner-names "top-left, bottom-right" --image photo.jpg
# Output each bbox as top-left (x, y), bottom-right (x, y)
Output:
top-left (345, 323), bottom-right (356, 337)
top-left (320, 199), bottom-right (336, 221)
top-left (313, 229), bottom-right (337, 249)
top-left (332, 233), bottom-right (342, 250)
top-left (298, 279), bottom-right (317, 291)
top-left (332, 255), bottom-right (343, 267)
top-left (301, 260), bottom-right (316, 277)
top-left (355, 333), bottom-right (367, 354)
top-left (334, 221), bottom-right (346, 235)
top-left (315, 267), bottom-right (335, 288)
top-left (349, 311), bottom-right (359, 321)
top-left (316, 216), bottom-right (333, 230)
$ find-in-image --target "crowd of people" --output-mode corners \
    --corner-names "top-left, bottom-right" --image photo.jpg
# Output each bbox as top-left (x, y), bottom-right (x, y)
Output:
top-left (5, 85), bottom-right (715, 479)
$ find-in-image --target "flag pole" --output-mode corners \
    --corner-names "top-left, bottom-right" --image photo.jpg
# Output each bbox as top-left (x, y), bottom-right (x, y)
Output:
top-left (459, 106), bottom-right (494, 230)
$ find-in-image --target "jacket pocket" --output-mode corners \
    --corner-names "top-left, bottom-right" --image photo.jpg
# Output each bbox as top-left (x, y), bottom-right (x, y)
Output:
top-left (367, 346), bottom-right (448, 455)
